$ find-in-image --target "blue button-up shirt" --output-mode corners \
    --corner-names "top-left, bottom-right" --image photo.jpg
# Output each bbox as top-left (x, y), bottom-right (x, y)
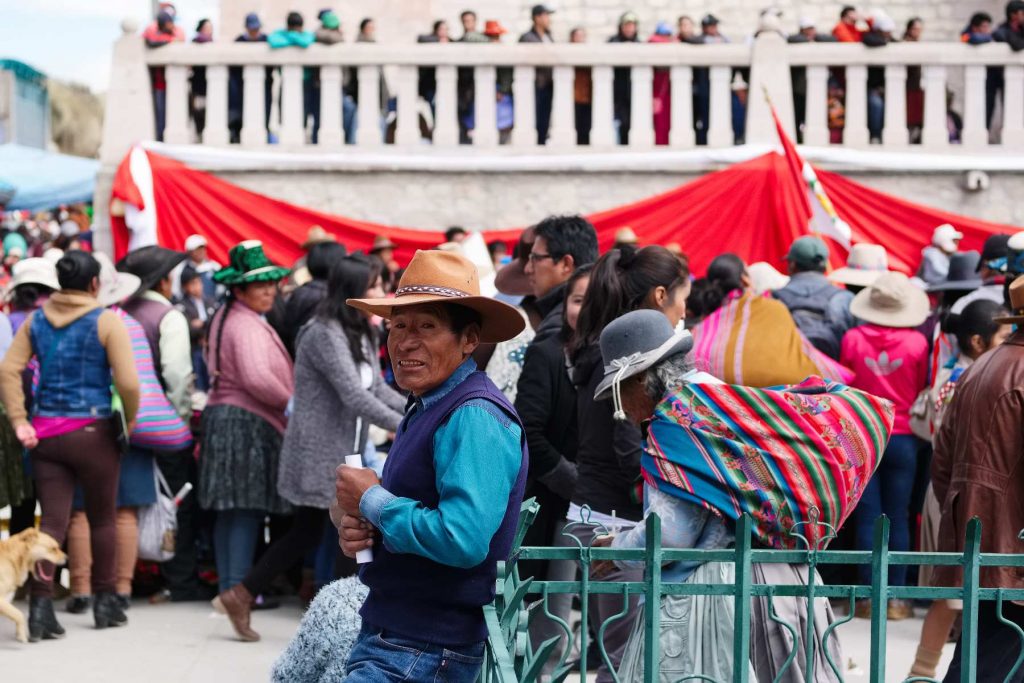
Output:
top-left (359, 359), bottom-right (523, 568)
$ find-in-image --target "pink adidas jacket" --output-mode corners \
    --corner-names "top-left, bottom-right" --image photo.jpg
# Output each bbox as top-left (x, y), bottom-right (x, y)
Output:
top-left (840, 323), bottom-right (929, 435)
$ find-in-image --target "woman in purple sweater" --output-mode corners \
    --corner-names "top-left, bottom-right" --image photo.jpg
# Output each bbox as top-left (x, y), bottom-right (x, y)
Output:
top-left (198, 242), bottom-right (293, 600)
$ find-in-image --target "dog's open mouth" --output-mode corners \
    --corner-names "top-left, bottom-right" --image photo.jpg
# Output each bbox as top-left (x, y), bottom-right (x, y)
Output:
top-left (32, 561), bottom-right (55, 583)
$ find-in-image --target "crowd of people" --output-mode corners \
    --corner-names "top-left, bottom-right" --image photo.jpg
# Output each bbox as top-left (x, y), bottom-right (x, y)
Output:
top-left (142, 1), bottom-right (1024, 148)
top-left (2, 201), bottom-right (1024, 681)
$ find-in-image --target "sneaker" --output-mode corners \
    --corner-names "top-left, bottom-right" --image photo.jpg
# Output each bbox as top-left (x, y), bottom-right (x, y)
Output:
top-left (887, 599), bottom-right (914, 621)
top-left (854, 599), bottom-right (872, 619)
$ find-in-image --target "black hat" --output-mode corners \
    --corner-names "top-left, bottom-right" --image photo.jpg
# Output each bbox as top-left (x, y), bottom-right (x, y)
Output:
top-left (117, 245), bottom-right (188, 293)
top-left (532, 4), bottom-right (555, 17)
top-left (926, 251), bottom-right (983, 293)
top-left (978, 233), bottom-right (1010, 272)
top-left (702, 14), bottom-right (720, 26)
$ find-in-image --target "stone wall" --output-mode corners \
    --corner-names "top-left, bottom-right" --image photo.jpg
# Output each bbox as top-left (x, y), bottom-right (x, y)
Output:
top-left (220, 0), bottom-right (1004, 46)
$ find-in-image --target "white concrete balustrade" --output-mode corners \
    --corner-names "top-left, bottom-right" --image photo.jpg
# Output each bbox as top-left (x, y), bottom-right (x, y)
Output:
top-left (103, 25), bottom-right (1024, 164)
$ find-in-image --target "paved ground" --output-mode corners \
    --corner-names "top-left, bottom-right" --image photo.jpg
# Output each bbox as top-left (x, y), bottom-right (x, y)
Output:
top-left (0, 595), bottom-right (954, 682)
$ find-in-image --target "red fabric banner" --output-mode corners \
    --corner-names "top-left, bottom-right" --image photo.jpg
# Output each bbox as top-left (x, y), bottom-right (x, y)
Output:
top-left (110, 149), bottom-right (1017, 277)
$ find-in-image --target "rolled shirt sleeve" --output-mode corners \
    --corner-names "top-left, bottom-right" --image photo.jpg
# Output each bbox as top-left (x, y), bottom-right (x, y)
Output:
top-left (359, 399), bottom-right (523, 569)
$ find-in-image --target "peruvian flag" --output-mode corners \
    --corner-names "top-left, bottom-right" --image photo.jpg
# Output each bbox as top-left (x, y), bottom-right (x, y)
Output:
top-left (770, 103), bottom-right (852, 249)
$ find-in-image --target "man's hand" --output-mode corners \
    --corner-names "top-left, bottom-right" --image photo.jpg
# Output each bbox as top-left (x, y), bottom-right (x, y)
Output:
top-left (340, 514), bottom-right (376, 558)
top-left (335, 464), bottom-right (381, 517)
top-left (590, 534), bottom-right (617, 579)
top-left (15, 423), bottom-right (37, 449)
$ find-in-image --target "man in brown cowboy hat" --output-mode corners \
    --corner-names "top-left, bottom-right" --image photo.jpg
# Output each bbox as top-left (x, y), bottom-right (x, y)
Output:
top-left (334, 250), bottom-right (527, 682)
top-left (932, 275), bottom-right (1024, 681)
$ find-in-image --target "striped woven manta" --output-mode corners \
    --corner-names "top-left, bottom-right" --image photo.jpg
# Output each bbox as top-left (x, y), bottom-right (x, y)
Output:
top-left (642, 376), bottom-right (894, 550)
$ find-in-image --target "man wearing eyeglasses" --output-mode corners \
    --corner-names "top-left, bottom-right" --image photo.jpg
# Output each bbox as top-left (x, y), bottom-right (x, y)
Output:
top-left (522, 214), bottom-right (599, 343)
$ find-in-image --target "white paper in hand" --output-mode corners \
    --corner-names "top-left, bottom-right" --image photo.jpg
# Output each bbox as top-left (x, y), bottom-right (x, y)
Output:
top-left (345, 454), bottom-right (374, 564)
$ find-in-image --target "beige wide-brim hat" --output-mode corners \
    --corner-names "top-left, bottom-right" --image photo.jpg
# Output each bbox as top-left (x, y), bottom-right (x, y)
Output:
top-left (301, 225), bottom-right (337, 250)
top-left (850, 271), bottom-right (930, 328)
top-left (347, 250), bottom-right (526, 343)
top-left (747, 261), bottom-right (790, 295)
top-left (829, 243), bottom-right (891, 288)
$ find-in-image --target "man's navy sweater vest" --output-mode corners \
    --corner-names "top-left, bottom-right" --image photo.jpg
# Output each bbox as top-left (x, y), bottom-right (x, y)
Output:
top-left (359, 371), bottom-right (529, 645)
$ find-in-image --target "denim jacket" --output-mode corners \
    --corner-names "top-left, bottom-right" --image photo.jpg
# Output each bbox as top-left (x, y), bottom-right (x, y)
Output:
top-left (31, 308), bottom-right (113, 419)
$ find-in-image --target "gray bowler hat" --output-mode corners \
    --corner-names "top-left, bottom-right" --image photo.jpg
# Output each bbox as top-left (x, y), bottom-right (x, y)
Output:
top-left (594, 309), bottom-right (694, 410)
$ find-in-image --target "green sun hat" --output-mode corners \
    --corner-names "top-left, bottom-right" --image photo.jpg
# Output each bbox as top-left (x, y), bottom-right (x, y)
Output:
top-left (213, 240), bottom-right (291, 286)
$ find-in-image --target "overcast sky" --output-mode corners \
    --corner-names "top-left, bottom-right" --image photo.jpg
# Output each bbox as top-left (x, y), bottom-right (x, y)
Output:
top-left (0, 0), bottom-right (219, 93)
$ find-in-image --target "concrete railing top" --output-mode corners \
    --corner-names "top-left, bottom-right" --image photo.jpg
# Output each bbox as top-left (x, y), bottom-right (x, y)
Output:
top-left (141, 39), bottom-right (1024, 68)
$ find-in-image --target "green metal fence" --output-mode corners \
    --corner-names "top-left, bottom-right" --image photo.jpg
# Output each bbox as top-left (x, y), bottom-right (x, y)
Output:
top-left (482, 501), bottom-right (1024, 683)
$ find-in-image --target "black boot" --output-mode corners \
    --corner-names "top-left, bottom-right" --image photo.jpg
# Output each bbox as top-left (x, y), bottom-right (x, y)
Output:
top-left (28, 596), bottom-right (66, 642)
top-left (93, 592), bottom-right (128, 629)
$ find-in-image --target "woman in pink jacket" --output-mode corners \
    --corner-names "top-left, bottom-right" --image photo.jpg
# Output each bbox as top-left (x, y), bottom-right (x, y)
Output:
top-left (840, 272), bottom-right (930, 621)
top-left (198, 242), bottom-right (293, 599)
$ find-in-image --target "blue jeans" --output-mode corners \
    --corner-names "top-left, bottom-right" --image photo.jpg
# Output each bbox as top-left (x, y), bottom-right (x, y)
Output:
top-left (855, 434), bottom-right (919, 586)
top-left (344, 624), bottom-right (485, 682)
top-left (214, 509), bottom-right (264, 592)
top-left (868, 89), bottom-right (884, 140)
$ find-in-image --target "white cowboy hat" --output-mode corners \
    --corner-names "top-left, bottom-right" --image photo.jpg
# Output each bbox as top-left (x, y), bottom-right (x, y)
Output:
top-left (6, 257), bottom-right (61, 297)
top-left (829, 243), bottom-right (891, 288)
top-left (94, 252), bottom-right (142, 307)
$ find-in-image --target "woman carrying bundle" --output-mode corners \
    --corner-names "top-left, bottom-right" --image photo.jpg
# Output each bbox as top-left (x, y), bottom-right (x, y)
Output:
top-left (591, 308), bottom-right (893, 682)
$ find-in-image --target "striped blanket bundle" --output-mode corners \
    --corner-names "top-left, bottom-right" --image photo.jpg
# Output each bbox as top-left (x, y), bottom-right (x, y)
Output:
top-left (643, 376), bottom-right (894, 550)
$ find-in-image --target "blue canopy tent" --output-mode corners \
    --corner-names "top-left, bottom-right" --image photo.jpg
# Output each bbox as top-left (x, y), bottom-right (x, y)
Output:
top-left (0, 144), bottom-right (98, 210)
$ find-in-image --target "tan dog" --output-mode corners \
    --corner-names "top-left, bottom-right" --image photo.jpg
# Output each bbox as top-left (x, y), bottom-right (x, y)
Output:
top-left (0, 528), bottom-right (66, 643)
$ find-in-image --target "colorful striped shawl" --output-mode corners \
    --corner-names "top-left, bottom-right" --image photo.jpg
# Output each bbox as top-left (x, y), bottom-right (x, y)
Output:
top-left (642, 377), bottom-right (894, 549)
top-left (691, 291), bottom-right (853, 387)
top-left (114, 308), bottom-right (193, 451)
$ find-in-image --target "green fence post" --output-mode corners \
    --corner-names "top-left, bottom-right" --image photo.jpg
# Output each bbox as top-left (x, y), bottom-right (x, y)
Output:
top-left (960, 517), bottom-right (982, 683)
top-left (733, 515), bottom-right (752, 683)
top-left (643, 513), bottom-right (663, 683)
top-left (868, 515), bottom-right (890, 683)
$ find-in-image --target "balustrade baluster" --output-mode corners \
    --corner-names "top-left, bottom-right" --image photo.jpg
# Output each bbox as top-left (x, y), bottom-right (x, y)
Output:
top-left (921, 65), bottom-right (949, 149)
top-left (511, 65), bottom-right (536, 149)
top-left (355, 64), bottom-right (382, 147)
top-left (628, 66), bottom-right (654, 148)
top-left (669, 65), bottom-right (694, 148)
top-left (317, 65), bottom-right (344, 147)
top-left (590, 65), bottom-right (615, 148)
top-left (706, 66), bottom-right (732, 148)
top-left (473, 66), bottom-right (498, 148)
top-left (1002, 65), bottom-right (1024, 146)
top-left (803, 66), bottom-right (829, 146)
top-left (163, 65), bottom-right (190, 144)
top-left (240, 64), bottom-right (267, 147)
top-left (433, 66), bottom-right (458, 147)
top-left (881, 65), bottom-right (908, 146)
top-left (202, 65), bottom-right (229, 146)
top-left (279, 64), bottom-right (305, 146)
top-left (395, 65), bottom-right (420, 147)
top-left (962, 65), bottom-right (988, 148)
top-left (843, 65), bottom-right (869, 147)
top-left (547, 65), bottom-right (575, 148)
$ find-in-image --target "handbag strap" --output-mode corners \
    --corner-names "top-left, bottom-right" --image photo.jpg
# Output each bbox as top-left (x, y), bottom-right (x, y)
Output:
top-left (153, 463), bottom-right (174, 499)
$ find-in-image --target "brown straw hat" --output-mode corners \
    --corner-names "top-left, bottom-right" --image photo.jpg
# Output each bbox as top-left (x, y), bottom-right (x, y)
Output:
top-left (347, 250), bottom-right (526, 343)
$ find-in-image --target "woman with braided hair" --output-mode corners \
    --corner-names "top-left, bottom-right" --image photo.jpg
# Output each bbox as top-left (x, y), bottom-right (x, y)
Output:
top-left (198, 242), bottom-right (293, 605)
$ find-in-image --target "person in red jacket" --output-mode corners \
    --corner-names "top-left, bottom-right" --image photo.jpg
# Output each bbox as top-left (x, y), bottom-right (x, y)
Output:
top-left (832, 5), bottom-right (865, 42)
